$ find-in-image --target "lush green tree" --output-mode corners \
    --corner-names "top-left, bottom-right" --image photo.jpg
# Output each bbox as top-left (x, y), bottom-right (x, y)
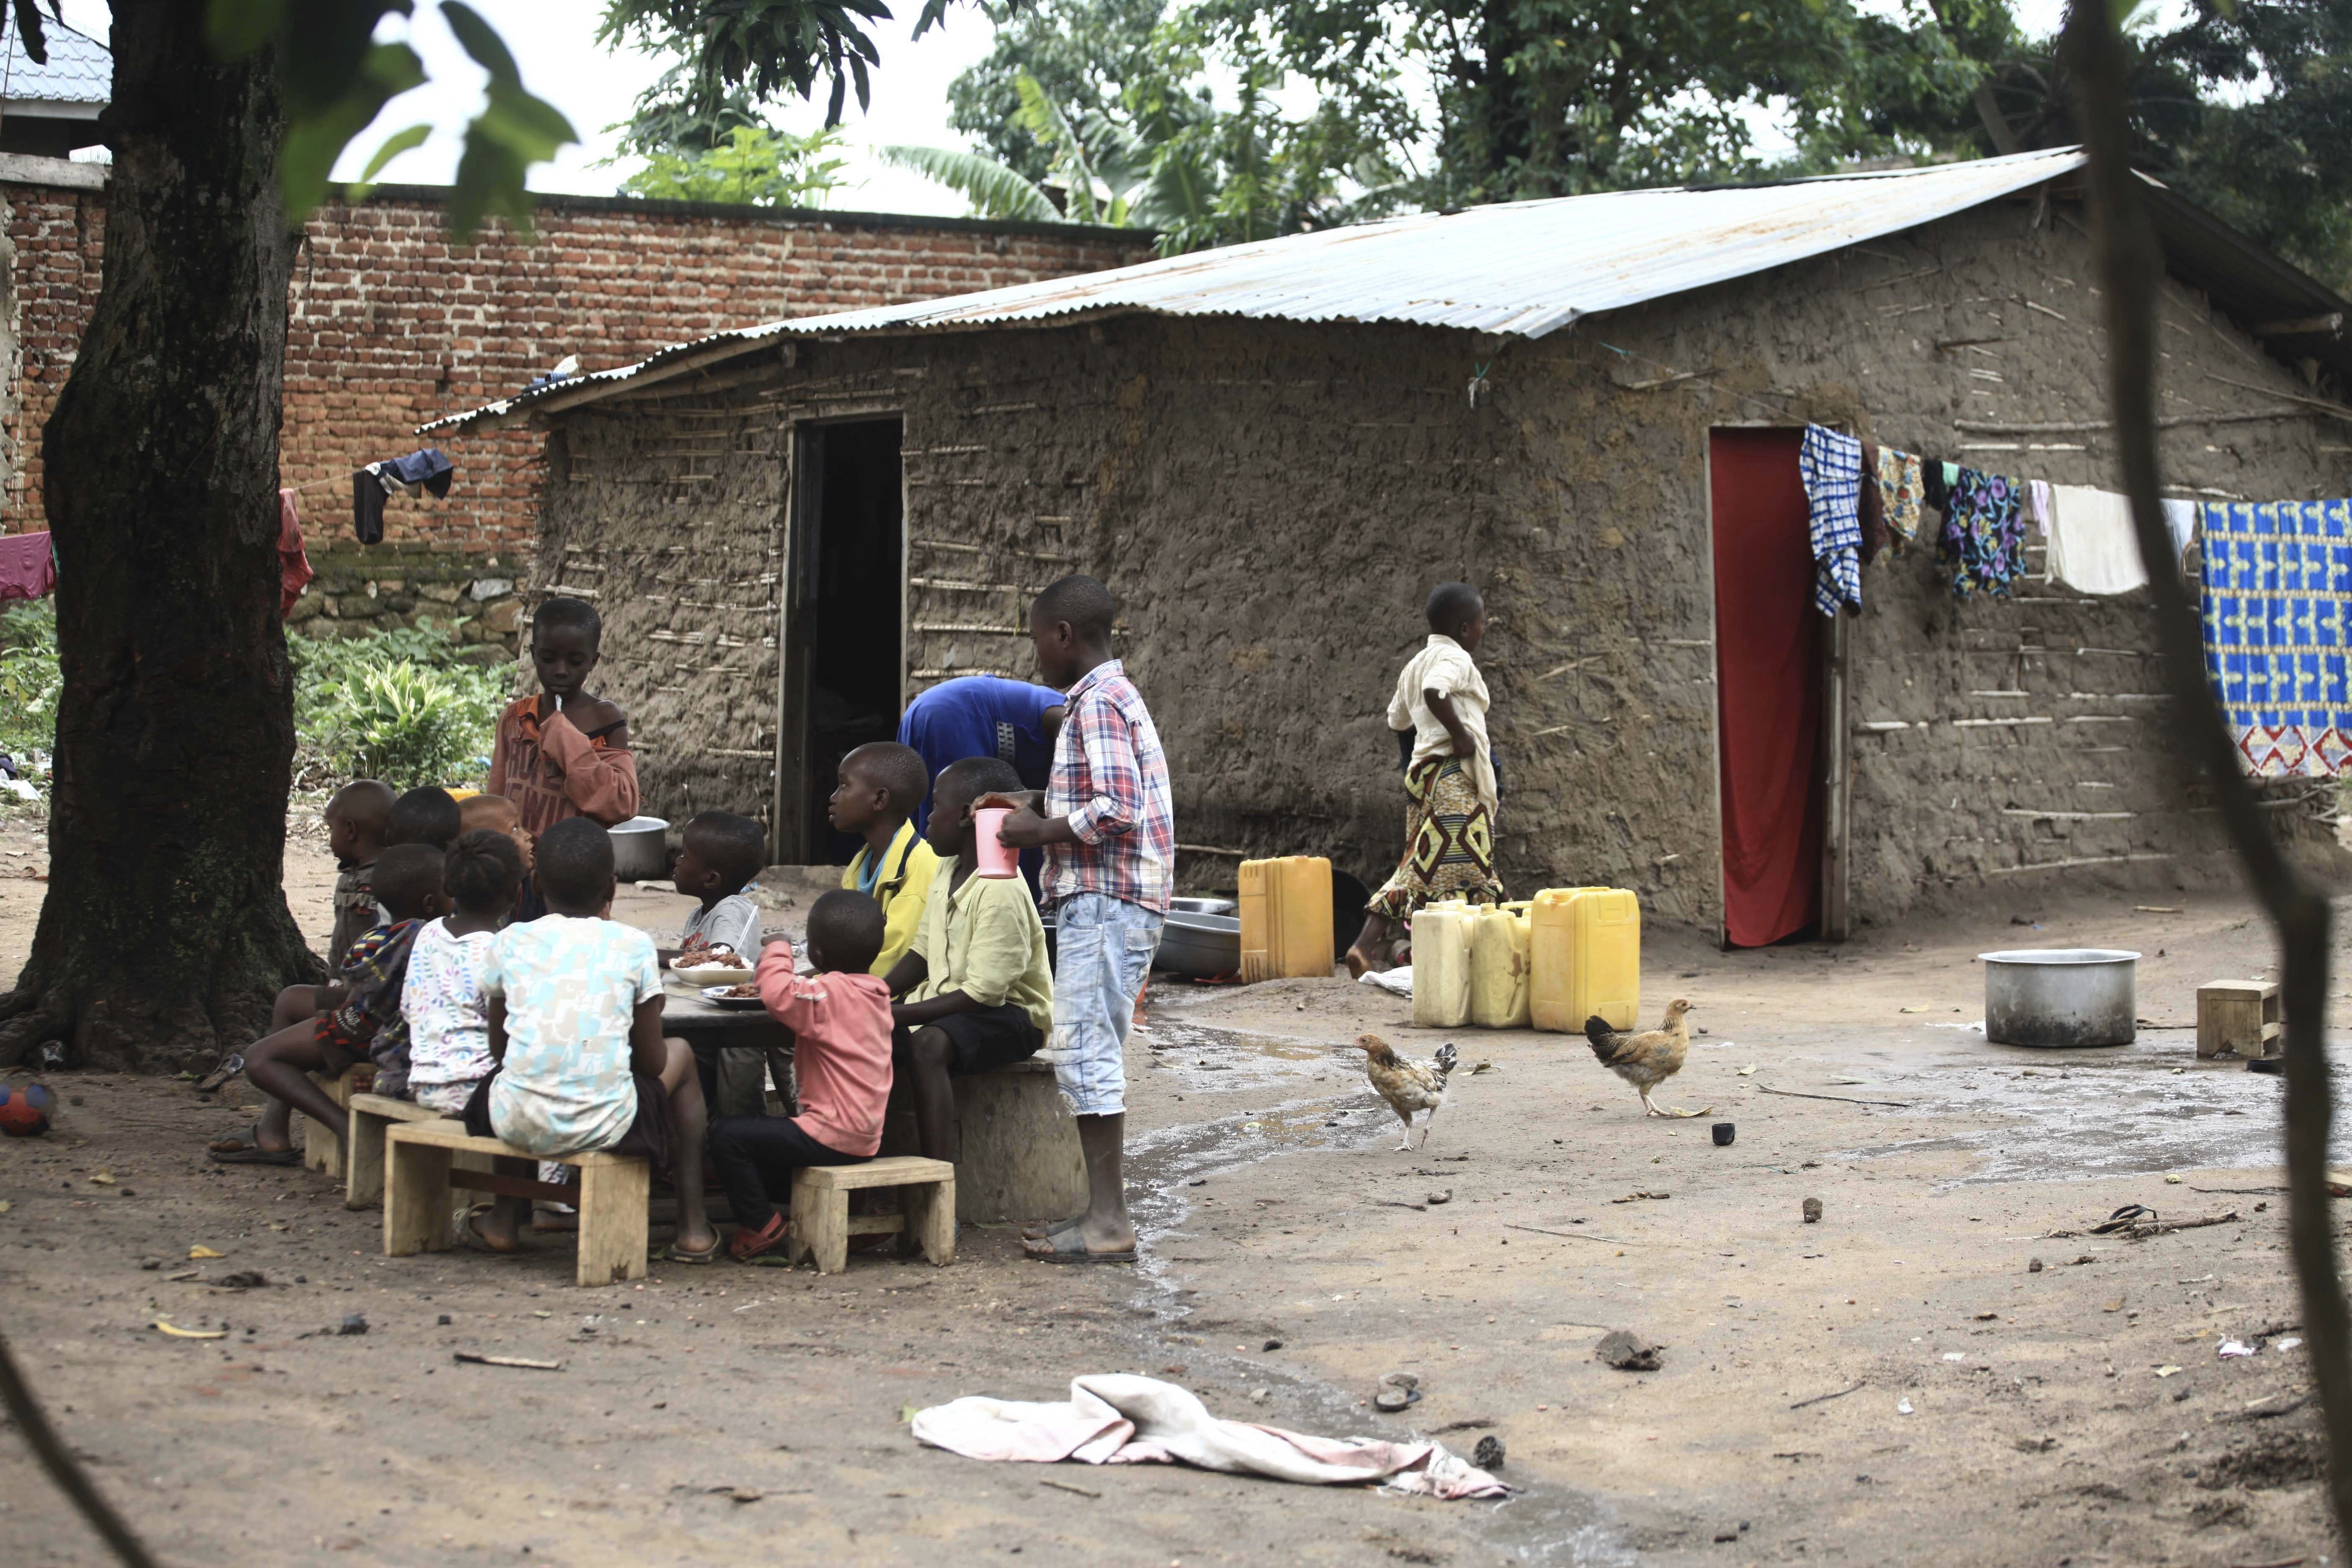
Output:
top-left (618, 123), bottom-right (849, 205)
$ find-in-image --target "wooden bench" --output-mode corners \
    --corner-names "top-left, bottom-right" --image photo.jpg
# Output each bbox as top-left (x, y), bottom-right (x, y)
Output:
top-left (788, 1156), bottom-right (955, 1275)
top-left (383, 1119), bottom-right (650, 1287)
top-left (345, 1093), bottom-right (494, 1210)
top-left (2199, 980), bottom-right (2282, 1060)
top-left (301, 1068), bottom-right (364, 1177)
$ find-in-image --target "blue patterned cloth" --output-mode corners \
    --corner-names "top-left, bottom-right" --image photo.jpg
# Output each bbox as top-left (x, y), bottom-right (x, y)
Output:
top-left (1799, 425), bottom-right (1863, 617)
top-left (2200, 499), bottom-right (2352, 776)
top-left (1939, 467), bottom-right (2027, 598)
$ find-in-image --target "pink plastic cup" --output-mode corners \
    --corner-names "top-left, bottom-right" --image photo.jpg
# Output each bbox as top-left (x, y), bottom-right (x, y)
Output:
top-left (972, 807), bottom-right (1020, 879)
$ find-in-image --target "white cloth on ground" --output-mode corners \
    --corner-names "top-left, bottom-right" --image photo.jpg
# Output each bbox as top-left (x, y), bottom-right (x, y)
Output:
top-left (1358, 965), bottom-right (1413, 998)
top-left (1388, 634), bottom-right (1498, 818)
top-left (912, 1375), bottom-right (1507, 1499)
top-left (2046, 484), bottom-right (2149, 595)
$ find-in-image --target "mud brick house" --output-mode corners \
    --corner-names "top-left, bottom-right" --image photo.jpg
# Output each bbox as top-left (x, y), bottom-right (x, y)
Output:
top-left (0, 154), bottom-right (1149, 652)
top-left (426, 149), bottom-right (2352, 939)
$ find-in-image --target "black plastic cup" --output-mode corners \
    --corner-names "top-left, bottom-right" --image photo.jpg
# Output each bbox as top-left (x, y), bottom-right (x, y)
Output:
top-left (1712, 1122), bottom-right (1736, 1146)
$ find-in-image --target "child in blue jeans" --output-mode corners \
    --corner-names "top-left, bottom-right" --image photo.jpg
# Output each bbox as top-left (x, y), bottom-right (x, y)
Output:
top-left (980, 575), bottom-right (1172, 1264)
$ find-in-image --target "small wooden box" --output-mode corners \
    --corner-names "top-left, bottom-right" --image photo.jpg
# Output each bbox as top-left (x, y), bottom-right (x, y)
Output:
top-left (2197, 980), bottom-right (2281, 1059)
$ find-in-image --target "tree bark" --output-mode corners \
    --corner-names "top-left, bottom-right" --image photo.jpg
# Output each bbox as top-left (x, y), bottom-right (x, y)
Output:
top-left (2064, 0), bottom-right (2352, 1543)
top-left (0, 0), bottom-right (318, 1073)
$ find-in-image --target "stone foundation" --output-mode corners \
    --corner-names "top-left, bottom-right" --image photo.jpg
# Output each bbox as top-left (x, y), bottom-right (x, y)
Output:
top-left (286, 542), bottom-right (524, 661)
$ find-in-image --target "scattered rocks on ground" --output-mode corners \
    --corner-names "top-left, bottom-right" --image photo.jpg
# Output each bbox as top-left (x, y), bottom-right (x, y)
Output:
top-left (338, 1312), bottom-right (369, 1336)
top-left (1596, 1330), bottom-right (1663, 1372)
top-left (1803, 1197), bottom-right (1824, 1223)
top-left (1471, 1435), bottom-right (1505, 1469)
top-left (2028, 1257), bottom-right (2044, 1272)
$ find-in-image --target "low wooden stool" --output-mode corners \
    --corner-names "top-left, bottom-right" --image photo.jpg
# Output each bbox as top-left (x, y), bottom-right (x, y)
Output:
top-left (301, 1068), bottom-right (363, 1177)
top-left (788, 1156), bottom-right (955, 1275)
top-left (383, 1119), bottom-right (650, 1287)
top-left (345, 1093), bottom-right (491, 1209)
top-left (2198, 980), bottom-right (2282, 1060)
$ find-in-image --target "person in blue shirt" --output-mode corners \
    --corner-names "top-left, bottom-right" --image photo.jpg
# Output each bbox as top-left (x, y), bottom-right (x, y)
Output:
top-left (896, 676), bottom-right (1065, 834)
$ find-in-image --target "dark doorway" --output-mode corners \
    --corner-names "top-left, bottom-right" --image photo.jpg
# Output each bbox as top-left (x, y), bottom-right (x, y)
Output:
top-left (1708, 427), bottom-right (1825, 948)
top-left (779, 418), bottom-right (903, 864)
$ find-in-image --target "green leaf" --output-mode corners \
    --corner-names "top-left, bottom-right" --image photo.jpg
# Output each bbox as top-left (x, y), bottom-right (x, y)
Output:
top-left (280, 40), bottom-right (426, 223)
top-left (877, 144), bottom-right (1063, 221)
top-left (346, 122), bottom-right (433, 201)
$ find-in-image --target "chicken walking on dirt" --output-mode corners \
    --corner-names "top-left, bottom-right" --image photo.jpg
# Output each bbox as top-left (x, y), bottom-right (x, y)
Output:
top-left (1352, 1035), bottom-right (1458, 1150)
top-left (1584, 999), bottom-right (1697, 1117)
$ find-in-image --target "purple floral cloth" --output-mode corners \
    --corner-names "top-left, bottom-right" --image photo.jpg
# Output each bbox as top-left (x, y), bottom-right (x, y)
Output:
top-left (1939, 468), bottom-right (2027, 598)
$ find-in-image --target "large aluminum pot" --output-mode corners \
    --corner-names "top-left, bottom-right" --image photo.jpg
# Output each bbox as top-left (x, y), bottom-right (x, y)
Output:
top-left (1981, 948), bottom-right (2140, 1047)
top-left (609, 815), bottom-right (671, 883)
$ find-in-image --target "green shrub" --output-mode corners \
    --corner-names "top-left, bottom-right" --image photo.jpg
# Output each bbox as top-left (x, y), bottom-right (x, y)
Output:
top-left (293, 620), bottom-right (507, 792)
top-left (0, 608), bottom-right (507, 801)
top-left (0, 599), bottom-right (59, 761)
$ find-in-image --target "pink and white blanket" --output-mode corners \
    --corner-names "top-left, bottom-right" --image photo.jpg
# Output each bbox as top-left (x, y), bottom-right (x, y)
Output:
top-left (910, 1374), bottom-right (1507, 1499)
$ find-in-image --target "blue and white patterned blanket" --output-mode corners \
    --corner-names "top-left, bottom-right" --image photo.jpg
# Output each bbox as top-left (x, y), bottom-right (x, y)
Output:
top-left (2200, 498), bottom-right (2352, 776)
top-left (1798, 425), bottom-right (1862, 618)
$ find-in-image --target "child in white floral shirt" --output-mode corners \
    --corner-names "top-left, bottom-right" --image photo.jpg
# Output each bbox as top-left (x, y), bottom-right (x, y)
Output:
top-left (404, 830), bottom-right (523, 1114)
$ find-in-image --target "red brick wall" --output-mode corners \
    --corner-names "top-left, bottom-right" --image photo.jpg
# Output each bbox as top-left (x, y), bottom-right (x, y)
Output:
top-left (2, 181), bottom-right (1152, 549)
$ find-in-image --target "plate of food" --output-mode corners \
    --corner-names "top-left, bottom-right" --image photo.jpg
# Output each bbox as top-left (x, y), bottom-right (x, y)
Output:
top-left (672, 940), bottom-right (753, 986)
top-left (700, 982), bottom-right (765, 1009)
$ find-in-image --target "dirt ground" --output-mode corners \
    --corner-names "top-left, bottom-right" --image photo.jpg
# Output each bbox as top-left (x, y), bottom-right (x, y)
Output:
top-left (0, 811), bottom-right (2341, 1566)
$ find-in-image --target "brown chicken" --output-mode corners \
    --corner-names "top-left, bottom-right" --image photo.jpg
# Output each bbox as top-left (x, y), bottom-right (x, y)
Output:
top-left (1352, 1035), bottom-right (1458, 1150)
top-left (1584, 999), bottom-right (1695, 1117)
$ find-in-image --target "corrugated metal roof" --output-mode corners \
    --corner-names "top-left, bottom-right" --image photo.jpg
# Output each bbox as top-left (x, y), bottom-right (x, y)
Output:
top-left (422, 148), bottom-right (2087, 433)
top-left (3, 20), bottom-right (109, 106)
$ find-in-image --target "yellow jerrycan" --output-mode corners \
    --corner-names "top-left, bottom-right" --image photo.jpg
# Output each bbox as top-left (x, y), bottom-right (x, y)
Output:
top-left (1530, 887), bottom-right (1642, 1033)
top-left (1469, 901), bottom-right (1533, 1028)
top-left (1410, 900), bottom-right (1476, 1029)
top-left (1238, 856), bottom-right (1335, 983)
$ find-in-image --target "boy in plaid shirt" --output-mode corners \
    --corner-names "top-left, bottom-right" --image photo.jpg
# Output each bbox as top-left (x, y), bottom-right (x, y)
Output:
top-left (983, 575), bottom-right (1172, 1264)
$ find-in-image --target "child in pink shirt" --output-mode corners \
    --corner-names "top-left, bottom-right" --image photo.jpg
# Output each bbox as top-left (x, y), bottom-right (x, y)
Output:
top-left (714, 889), bottom-right (894, 1263)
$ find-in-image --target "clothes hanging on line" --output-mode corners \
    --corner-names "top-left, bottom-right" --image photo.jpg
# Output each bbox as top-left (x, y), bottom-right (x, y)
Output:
top-left (2200, 498), bottom-right (2352, 776)
top-left (351, 447), bottom-right (456, 544)
top-left (1921, 458), bottom-right (1950, 516)
top-left (2161, 498), bottom-right (2199, 565)
top-left (0, 531), bottom-right (54, 603)
top-left (2027, 480), bottom-right (2053, 538)
top-left (1939, 467), bottom-right (2027, 599)
top-left (278, 488), bottom-right (315, 613)
top-left (1798, 424), bottom-right (1863, 617)
top-left (2045, 484), bottom-right (2147, 595)
top-left (1857, 441), bottom-right (1888, 563)
top-left (1872, 446), bottom-right (1925, 555)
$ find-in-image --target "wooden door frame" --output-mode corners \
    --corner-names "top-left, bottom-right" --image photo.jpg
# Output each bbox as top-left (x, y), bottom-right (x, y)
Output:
top-left (773, 408), bottom-right (908, 864)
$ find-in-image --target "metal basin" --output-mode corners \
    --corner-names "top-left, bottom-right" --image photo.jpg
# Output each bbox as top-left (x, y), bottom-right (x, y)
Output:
top-left (1157, 899), bottom-right (1241, 979)
top-left (609, 815), bottom-right (671, 882)
top-left (1981, 947), bottom-right (2140, 1048)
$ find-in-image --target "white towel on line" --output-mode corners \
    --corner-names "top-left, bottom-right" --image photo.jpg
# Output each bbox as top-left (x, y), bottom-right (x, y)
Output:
top-left (2047, 485), bottom-right (2148, 594)
top-left (2161, 498), bottom-right (2199, 563)
top-left (912, 1374), bottom-right (1508, 1499)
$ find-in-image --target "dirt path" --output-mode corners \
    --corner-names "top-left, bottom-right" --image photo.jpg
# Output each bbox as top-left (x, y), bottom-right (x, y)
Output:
top-left (0, 818), bottom-right (2338, 1565)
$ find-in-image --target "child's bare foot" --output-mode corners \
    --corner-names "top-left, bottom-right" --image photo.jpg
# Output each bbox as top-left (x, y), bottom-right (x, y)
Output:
top-left (206, 1123), bottom-right (299, 1165)
top-left (459, 1205), bottom-right (527, 1256)
top-left (1344, 941), bottom-right (1391, 977)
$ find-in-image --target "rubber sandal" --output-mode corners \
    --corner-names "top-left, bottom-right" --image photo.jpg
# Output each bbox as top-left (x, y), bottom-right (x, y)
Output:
top-left (1026, 1228), bottom-right (1137, 1265)
top-left (729, 1213), bottom-right (791, 1264)
top-left (1020, 1216), bottom-right (1085, 1242)
top-left (206, 1124), bottom-right (299, 1166)
top-left (457, 1204), bottom-right (526, 1257)
top-left (663, 1237), bottom-right (722, 1265)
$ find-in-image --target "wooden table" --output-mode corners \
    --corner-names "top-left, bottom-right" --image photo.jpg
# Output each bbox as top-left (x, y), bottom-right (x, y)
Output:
top-left (659, 976), bottom-right (794, 1115)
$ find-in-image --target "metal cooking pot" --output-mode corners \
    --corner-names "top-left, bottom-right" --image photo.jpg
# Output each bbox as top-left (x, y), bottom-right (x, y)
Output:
top-left (609, 815), bottom-right (671, 883)
top-left (1981, 947), bottom-right (2140, 1048)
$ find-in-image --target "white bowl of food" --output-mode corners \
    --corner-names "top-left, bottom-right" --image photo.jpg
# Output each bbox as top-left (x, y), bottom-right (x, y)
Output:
top-left (671, 943), bottom-right (753, 986)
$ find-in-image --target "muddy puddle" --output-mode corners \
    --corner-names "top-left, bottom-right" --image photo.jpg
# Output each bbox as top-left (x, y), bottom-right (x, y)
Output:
top-left (1121, 1009), bottom-right (1630, 1566)
top-left (1757, 1031), bottom-right (2352, 1185)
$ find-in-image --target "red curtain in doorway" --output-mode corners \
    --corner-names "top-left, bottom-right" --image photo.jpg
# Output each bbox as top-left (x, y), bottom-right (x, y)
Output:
top-left (1710, 428), bottom-right (1823, 947)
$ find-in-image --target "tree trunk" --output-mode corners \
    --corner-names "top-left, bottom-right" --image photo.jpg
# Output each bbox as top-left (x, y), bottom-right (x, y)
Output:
top-left (0, 0), bottom-right (317, 1073)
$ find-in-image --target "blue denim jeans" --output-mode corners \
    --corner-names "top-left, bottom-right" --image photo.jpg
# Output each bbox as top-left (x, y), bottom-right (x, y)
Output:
top-left (1048, 893), bottom-right (1163, 1117)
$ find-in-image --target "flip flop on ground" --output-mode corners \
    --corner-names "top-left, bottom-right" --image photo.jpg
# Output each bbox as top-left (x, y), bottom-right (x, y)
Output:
top-left (664, 1235), bottom-right (723, 1264)
top-left (1020, 1216), bottom-right (1084, 1242)
top-left (457, 1204), bottom-right (526, 1257)
top-left (727, 1213), bottom-right (790, 1264)
top-left (206, 1124), bottom-right (298, 1166)
top-left (1025, 1228), bottom-right (1137, 1265)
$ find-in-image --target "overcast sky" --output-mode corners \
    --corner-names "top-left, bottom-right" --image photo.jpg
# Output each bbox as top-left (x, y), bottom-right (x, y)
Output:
top-left (48, 0), bottom-right (2091, 218)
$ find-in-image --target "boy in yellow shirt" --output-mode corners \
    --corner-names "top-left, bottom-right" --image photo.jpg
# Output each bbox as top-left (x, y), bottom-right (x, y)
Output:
top-left (830, 741), bottom-right (938, 976)
top-left (884, 756), bottom-right (1053, 1163)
